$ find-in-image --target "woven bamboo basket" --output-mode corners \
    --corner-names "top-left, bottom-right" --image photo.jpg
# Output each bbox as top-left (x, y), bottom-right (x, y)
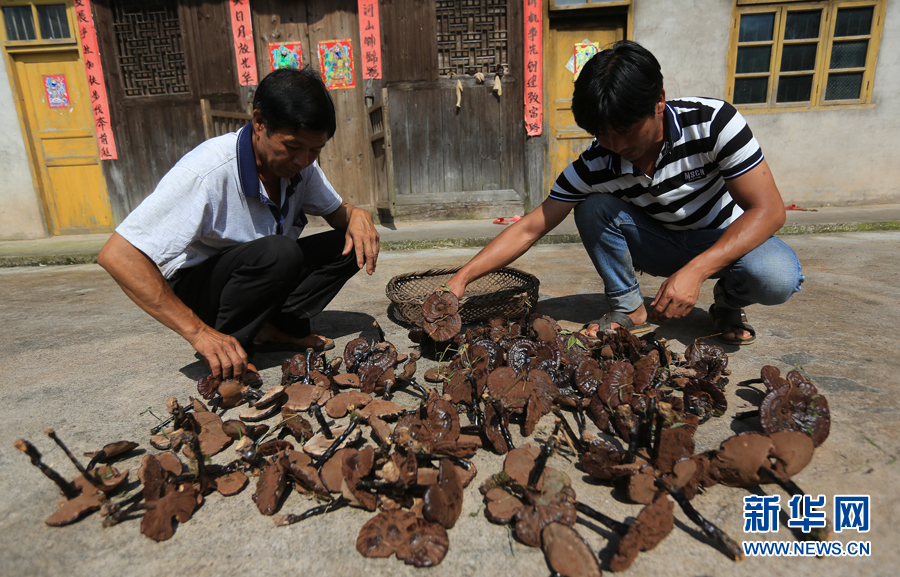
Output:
top-left (385, 266), bottom-right (540, 327)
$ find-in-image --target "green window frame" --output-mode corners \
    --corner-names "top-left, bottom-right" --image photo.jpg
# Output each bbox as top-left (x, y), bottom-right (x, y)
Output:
top-left (726, 0), bottom-right (886, 111)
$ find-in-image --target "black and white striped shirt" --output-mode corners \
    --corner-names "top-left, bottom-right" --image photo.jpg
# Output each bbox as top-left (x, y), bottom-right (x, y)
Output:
top-left (549, 97), bottom-right (764, 230)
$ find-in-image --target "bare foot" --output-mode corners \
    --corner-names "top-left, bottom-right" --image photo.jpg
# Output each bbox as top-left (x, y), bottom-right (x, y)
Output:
top-left (253, 323), bottom-right (334, 350)
top-left (719, 326), bottom-right (753, 341)
top-left (710, 306), bottom-right (756, 344)
top-left (582, 306), bottom-right (648, 338)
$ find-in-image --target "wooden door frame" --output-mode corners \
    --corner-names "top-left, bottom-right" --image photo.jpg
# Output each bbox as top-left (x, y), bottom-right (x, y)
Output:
top-left (1, 0), bottom-right (87, 235)
top-left (542, 1), bottom-right (633, 194)
top-left (1, 0), bottom-right (108, 234)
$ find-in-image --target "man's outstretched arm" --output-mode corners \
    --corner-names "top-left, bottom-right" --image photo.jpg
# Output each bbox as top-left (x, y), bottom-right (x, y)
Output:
top-left (445, 198), bottom-right (574, 298)
top-left (97, 233), bottom-right (248, 379)
top-left (649, 159), bottom-right (787, 321)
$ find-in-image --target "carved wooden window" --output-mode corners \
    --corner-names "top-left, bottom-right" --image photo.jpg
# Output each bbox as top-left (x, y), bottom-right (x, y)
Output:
top-left (436, 0), bottom-right (508, 76)
top-left (111, 0), bottom-right (188, 97)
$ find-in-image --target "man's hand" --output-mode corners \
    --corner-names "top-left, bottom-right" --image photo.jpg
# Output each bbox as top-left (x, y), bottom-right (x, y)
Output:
top-left (444, 198), bottom-right (573, 298)
top-left (325, 202), bottom-right (380, 274)
top-left (444, 278), bottom-right (467, 300)
top-left (187, 325), bottom-right (249, 380)
top-left (98, 232), bottom-right (249, 381)
top-left (649, 159), bottom-right (786, 323)
top-left (649, 267), bottom-right (705, 322)
top-left (344, 206), bottom-right (379, 274)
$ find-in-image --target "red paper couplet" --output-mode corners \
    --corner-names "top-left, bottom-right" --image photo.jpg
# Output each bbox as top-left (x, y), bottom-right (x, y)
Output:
top-left (357, 0), bottom-right (382, 79)
top-left (523, 0), bottom-right (543, 137)
top-left (229, 0), bottom-right (258, 86)
top-left (76, 1), bottom-right (117, 159)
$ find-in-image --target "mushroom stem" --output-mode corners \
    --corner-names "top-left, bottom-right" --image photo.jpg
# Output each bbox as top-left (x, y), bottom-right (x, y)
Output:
top-left (148, 404), bottom-right (194, 434)
top-left (407, 377), bottom-right (429, 398)
top-left (319, 351), bottom-right (332, 376)
top-left (756, 465), bottom-right (803, 496)
top-left (45, 429), bottom-right (88, 476)
top-left (623, 414), bottom-right (642, 465)
top-left (171, 461), bottom-right (240, 484)
top-left (574, 501), bottom-right (630, 535)
top-left (465, 375), bottom-right (485, 428)
top-left (654, 478), bottom-right (744, 561)
top-left (187, 434), bottom-right (208, 480)
top-left (492, 478), bottom-right (535, 506)
top-left (643, 398), bottom-right (657, 449)
top-left (244, 388), bottom-right (264, 407)
top-left (352, 344), bottom-right (377, 373)
top-left (654, 340), bottom-right (668, 369)
top-left (573, 407), bottom-right (586, 435)
top-left (490, 400), bottom-right (515, 451)
top-left (274, 497), bottom-right (349, 526)
top-left (383, 379), bottom-right (394, 401)
top-left (101, 491), bottom-right (146, 527)
top-left (737, 378), bottom-right (764, 386)
top-left (756, 466), bottom-right (833, 541)
top-left (414, 453), bottom-right (473, 470)
top-left (551, 408), bottom-right (587, 454)
top-left (528, 435), bottom-right (557, 488)
top-left (356, 479), bottom-right (428, 493)
top-left (313, 416), bottom-right (360, 470)
top-left (373, 319), bottom-right (386, 343)
top-left (85, 451), bottom-right (109, 472)
top-left (310, 403), bottom-right (334, 439)
top-left (14, 439), bottom-right (80, 499)
top-left (734, 410), bottom-right (760, 420)
top-left (301, 349), bottom-right (314, 385)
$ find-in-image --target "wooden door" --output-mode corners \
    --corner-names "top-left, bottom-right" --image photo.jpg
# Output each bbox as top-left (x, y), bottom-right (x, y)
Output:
top-left (547, 14), bottom-right (625, 189)
top-left (11, 48), bottom-right (112, 234)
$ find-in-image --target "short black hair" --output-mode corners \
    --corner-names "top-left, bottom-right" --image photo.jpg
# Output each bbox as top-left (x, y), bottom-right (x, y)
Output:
top-left (572, 40), bottom-right (664, 137)
top-left (253, 67), bottom-right (336, 138)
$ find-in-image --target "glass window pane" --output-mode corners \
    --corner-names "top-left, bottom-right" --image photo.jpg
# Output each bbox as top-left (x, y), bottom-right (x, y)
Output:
top-left (830, 40), bottom-right (868, 69)
top-left (780, 43), bottom-right (817, 72)
top-left (776, 75), bottom-right (813, 102)
top-left (3, 6), bottom-right (36, 41)
top-left (834, 7), bottom-right (874, 37)
top-left (734, 77), bottom-right (768, 104)
top-left (736, 46), bottom-right (772, 74)
top-left (38, 4), bottom-right (70, 39)
top-left (825, 72), bottom-right (863, 100)
top-left (784, 10), bottom-right (821, 40)
top-left (739, 13), bottom-right (775, 43)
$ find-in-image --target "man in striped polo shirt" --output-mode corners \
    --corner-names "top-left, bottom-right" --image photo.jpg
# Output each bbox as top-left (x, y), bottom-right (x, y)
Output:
top-left (446, 41), bottom-right (802, 345)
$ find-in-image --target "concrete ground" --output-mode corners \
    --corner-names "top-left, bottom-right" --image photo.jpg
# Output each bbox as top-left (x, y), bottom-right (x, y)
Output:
top-left (2, 203), bottom-right (899, 265)
top-left (1, 222), bottom-right (899, 576)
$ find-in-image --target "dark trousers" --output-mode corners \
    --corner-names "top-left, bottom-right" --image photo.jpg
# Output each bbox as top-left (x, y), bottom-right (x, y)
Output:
top-left (168, 230), bottom-right (359, 352)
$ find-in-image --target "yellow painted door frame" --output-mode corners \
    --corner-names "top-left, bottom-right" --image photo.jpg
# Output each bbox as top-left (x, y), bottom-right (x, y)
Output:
top-left (1, 0), bottom-right (112, 235)
top-left (544, 2), bottom-right (631, 192)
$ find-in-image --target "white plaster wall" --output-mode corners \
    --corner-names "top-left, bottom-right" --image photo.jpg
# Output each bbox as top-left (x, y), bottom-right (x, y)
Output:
top-left (0, 55), bottom-right (47, 239)
top-left (634, 0), bottom-right (900, 206)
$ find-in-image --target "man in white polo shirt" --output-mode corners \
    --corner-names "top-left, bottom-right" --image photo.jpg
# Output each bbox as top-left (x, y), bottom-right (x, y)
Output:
top-left (445, 41), bottom-right (802, 346)
top-left (98, 68), bottom-right (378, 379)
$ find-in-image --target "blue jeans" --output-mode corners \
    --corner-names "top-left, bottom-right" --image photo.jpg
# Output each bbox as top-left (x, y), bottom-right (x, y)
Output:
top-left (573, 194), bottom-right (804, 313)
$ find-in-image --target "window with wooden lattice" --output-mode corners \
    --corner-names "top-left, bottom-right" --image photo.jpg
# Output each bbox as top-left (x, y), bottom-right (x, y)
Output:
top-left (436, 0), bottom-right (508, 76)
top-left (111, 0), bottom-right (188, 97)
